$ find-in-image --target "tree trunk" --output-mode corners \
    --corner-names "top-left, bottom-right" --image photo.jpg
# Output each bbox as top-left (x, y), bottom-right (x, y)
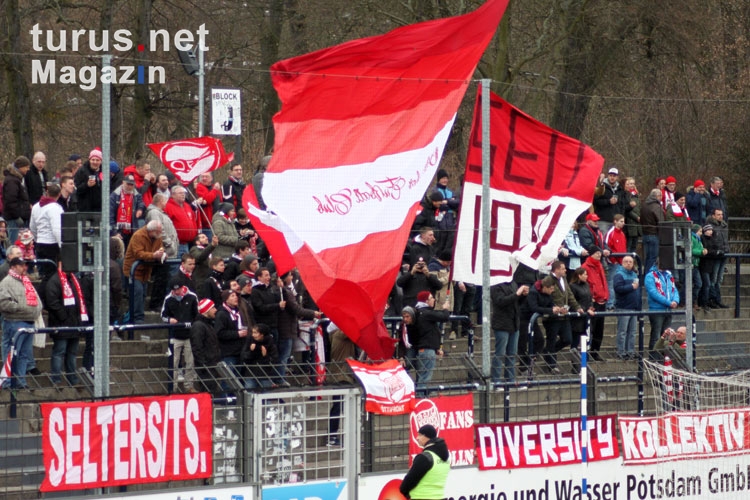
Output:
top-left (2, 0), bottom-right (34, 157)
top-left (549, 0), bottom-right (595, 139)
top-left (259, 0), bottom-right (284, 154)
top-left (125, 0), bottom-right (153, 159)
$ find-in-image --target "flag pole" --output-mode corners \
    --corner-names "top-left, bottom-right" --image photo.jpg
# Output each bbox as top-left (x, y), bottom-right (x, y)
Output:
top-left (480, 79), bottom-right (492, 379)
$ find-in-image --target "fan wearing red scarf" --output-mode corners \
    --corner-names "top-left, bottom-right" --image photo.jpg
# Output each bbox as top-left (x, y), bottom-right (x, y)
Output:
top-left (109, 174), bottom-right (145, 249)
top-left (0, 258), bottom-right (44, 389)
top-left (45, 261), bottom-right (93, 387)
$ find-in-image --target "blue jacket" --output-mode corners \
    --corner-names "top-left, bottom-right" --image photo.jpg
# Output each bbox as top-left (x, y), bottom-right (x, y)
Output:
top-left (644, 267), bottom-right (679, 311)
top-left (613, 266), bottom-right (641, 310)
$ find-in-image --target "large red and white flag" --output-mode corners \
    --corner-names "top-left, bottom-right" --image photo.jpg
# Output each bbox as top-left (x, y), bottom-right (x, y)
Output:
top-left (245, 0), bottom-right (509, 360)
top-left (453, 89), bottom-right (604, 285)
top-left (148, 137), bottom-right (234, 184)
top-left (347, 359), bottom-right (415, 415)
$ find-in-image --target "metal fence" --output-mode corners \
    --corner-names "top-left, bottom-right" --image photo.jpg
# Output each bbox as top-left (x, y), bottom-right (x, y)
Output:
top-left (1, 302), bottom-right (748, 498)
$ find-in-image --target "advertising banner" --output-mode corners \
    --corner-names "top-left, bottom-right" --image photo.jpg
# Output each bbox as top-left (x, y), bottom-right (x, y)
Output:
top-left (475, 414), bottom-right (619, 469)
top-left (620, 408), bottom-right (750, 465)
top-left (408, 394), bottom-right (475, 465)
top-left (41, 394), bottom-right (213, 492)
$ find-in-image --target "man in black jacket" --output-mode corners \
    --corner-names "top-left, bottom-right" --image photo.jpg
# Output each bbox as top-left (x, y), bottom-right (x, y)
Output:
top-left (490, 281), bottom-right (529, 387)
top-left (399, 424), bottom-right (450, 500)
top-left (413, 291), bottom-right (450, 396)
top-left (250, 268), bottom-right (285, 341)
top-left (191, 298), bottom-right (221, 393)
top-left (45, 263), bottom-right (91, 386)
top-left (161, 284), bottom-right (199, 393)
top-left (25, 151), bottom-right (49, 205)
top-left (2, 156), bottom-right (32, 243)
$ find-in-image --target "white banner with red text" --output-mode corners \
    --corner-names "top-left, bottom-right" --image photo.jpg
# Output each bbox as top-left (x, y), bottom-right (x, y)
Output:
top-left (408, 394), bottom-right (475, 466)
top-left (475, 414), bottom-right (620, 469)
top-left (347, 359), bottom-right (415, 415)
top-left (361, 453), bottom-right (750, 500)
top-left (619, 407), bottom-right (750, 465)
top-left (41, 394), bottom-right (213, 492)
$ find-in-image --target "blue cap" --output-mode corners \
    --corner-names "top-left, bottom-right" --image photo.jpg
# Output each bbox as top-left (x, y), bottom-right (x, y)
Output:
top-left (109, 161), bottom-right (120, 173)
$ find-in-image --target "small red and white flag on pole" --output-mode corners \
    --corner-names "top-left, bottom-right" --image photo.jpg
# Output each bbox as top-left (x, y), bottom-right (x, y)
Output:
top-left (245, 0), bottom-right (509, 360)
top-left (453, 89), bottom-right (604, 285)
top-left (148, 136), bottom-right (234, 184)
top-left (0, 348), bottom-right (13, 388)
top-left (347, 359), bottom-right (415, 415)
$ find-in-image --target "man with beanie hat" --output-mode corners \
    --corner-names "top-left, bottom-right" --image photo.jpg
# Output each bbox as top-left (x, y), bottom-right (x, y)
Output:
top-left (686, 180), bottom-right (708, 225)
top-left (400, 424), bottom-right (450, 500)
top-left (191, 298), bottom-right (221, 393)
top-left (398, 306), bottom-right (418, 370)
top-left (74, 148), bottom-right (104, 211)
top-left (212, 202), bottom-right (241, 260)
top-left (433, 169), bottom-right (459, 214)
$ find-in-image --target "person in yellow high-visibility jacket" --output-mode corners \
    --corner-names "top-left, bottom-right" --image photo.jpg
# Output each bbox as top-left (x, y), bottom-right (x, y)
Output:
top-left (399, 425), bottom-right (450, 500)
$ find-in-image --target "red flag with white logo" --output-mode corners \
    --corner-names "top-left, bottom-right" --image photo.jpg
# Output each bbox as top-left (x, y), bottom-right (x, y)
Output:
top-left (244, 0), bottom-right (509, 361)
top-left (148, 137), bottom-right (234, 184)
top-left (453, 89), bottom-right (604, 285)
top-left (347, 359), bottom-right (415, 415)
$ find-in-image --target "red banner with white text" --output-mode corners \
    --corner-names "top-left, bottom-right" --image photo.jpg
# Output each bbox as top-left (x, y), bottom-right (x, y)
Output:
top-left (409, 394), bottom-right (475, 466)
top-left (475, 414), bottom-right (619, 469)
top-left (619, 408), bottom-right (750, 465)
top-left (41, 394), bottom-right (213, 492)
top-left (453, 89), bottom-right (604, 285)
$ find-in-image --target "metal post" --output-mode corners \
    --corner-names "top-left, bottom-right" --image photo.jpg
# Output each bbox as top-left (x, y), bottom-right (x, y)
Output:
top-left (637, 315), bottom-right (645, 416)
top-left (198, 46), bottom-right (205, 136)
top-left (95, 54), bottom-right (112, 398)
top-left (480, 79), bottom-right (492, 377)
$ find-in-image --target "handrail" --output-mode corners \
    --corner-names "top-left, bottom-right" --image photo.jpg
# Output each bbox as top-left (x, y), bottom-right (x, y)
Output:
top-left (128, 258), bottom-right (180, 330)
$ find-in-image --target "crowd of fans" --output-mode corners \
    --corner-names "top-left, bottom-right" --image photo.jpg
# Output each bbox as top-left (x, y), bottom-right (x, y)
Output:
top-left (0, 153), bottom-right (731, 395)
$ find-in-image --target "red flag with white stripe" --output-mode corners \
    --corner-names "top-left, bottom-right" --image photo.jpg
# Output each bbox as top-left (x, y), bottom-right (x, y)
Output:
top-left (147, 137), bottom-right (234, 184)
top-left (0, 348), bottom-right (12, 388)
top-left (245, 0), bottom-right (509, 361)
top-left (453, 89), bottom-right (604, 285)
top-left (347, 359), bottom-right (415, 415)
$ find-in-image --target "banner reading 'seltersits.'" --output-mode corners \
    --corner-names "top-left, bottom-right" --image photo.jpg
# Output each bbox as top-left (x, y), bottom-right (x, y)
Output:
top-left (41, 394), bottom-right (213, 492)
top-left (475, 414), bottom-right (619, 469)
top-left (453, 89), bottom-right (604, 286)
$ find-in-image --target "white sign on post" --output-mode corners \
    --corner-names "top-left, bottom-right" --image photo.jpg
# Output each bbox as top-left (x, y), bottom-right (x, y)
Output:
top-left (211, 88), bottom-right (241, 135)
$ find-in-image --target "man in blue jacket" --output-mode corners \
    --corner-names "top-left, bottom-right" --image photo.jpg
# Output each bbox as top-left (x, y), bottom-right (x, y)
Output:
top-left (613, 255), bottom-right (641, 359)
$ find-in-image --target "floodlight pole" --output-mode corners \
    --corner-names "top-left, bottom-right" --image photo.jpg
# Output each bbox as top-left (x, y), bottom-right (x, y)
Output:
top-left (95, 54), bottom-right (112, 398)
top-left (198, 47), bottom-right (205, 136)
top-left (481, 79), bottom-right (492, 378)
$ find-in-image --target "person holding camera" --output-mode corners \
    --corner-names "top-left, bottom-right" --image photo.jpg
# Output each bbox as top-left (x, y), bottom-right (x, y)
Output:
top-left (397, 257), bottom-right (442, 308)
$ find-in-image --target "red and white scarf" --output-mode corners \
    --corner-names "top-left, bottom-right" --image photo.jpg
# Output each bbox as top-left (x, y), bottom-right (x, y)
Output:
top-left (8, 269), bottom-right (38, 307)
top-left (116, 192), bottom-right (133, 233)
top-left (223, 304), bottom-right (243, 329)
top-left (179, 264), bottom-right (192, 279)
top-left (59, 270), bottom-right (89, 322)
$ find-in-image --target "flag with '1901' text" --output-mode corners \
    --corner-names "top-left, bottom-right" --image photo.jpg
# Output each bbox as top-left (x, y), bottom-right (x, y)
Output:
top-left (245, 0), bottom-right (510, 360)
top-left (453, 89), bottom-right (604, 285)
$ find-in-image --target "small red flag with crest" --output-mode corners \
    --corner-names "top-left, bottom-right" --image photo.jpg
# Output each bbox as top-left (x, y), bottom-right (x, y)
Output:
top-left (148, 137), bottom-right (234, 184)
